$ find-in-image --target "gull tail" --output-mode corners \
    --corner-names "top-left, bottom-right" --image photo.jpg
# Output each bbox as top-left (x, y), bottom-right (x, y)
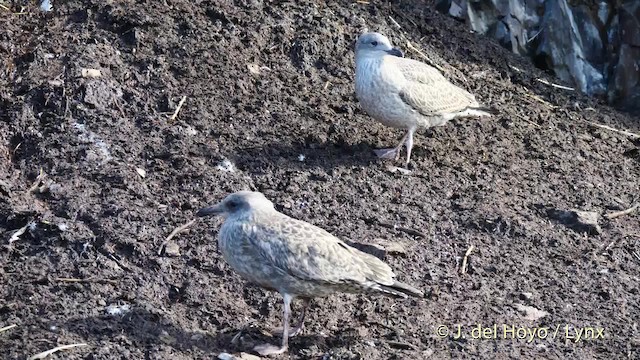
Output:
top-left (377, 280), bottom-right (424, 299)
top-left (460, 106), bottom-right (497, 118)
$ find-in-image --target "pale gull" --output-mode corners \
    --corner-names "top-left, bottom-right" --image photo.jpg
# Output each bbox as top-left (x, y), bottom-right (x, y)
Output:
top-left (196, 191), bottom-right (423, 356)
top-left (355, 32), bottom-right (493, 166)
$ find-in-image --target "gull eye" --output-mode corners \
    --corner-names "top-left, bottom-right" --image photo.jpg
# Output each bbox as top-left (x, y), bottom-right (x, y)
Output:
top-left (371, 41), bottom-right (378, 46)
top-left (227, 200), bottom-right (239, 210)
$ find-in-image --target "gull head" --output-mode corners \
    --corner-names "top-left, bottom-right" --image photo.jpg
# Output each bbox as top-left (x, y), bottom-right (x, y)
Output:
top-left (355, 32), bottom-right (403, 58)
top-left (196, 191), bottom-right (275, 218)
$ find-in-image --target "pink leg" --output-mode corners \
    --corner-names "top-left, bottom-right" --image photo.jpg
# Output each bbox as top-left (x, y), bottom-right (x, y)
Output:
top-left (289, 298), bottom-right (310, 337)
top-left (374, 131), bottom-right (409, 161)
top-left (404, 127), bottom-right (416, 167)
top-left (253, 294), bottom-right (292, 356)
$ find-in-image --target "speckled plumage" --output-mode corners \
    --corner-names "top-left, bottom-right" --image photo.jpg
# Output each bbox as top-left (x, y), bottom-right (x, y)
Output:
top-left (197, 191), bottom-right (423, 356)
top-left (355, 32), bottom-right (492, 166)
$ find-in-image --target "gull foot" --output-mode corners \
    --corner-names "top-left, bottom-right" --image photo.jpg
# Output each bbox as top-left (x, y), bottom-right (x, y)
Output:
top-left (374, 148), bottom-right (400, 160)
top-left (270, 325), bottom-right (304, 338)
top-left (253, 343), bottom-right (288, 356)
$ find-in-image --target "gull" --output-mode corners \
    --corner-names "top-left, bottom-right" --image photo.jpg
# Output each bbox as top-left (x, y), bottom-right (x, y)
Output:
top-left (355, 32), bottom-right (493, 167)
top-left (196, 191), bottom-right (423, 356)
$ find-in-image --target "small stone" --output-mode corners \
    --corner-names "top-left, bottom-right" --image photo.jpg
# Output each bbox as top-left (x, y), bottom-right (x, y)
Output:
top-left (385, 242), bottom-right (407, 256)
top-left (514, 304), bottom-right (549, 321)
top-left (136, 168), bottom-right (146, 178)
top-left (81, 68), bottom-right (102, 78)
top-left (164, 242), bottom-right (180, 257)
top-left (238, 353), bottom-right (261, 360)
top-left (548, 208), bottom-right (601, 235)
top-left (247, 64), bottom-right (261, 75)
top-left (158, 330), bottom-right (176, 345)
top-left (520, 292), bottom-right (533, 300)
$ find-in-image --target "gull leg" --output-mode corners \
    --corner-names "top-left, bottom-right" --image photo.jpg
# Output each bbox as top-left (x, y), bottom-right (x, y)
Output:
top-left (289, 298), bottom-right (310, 337)
top-left (404, 127), bottom-right (416, 167)
top-left (374, 131), bottom-right (409, 160)
top-left (254, 294), bottom-right (292, 356)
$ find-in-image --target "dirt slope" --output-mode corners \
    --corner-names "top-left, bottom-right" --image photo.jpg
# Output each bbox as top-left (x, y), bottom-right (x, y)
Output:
top-left (1, 0), bottom-right (639, 359)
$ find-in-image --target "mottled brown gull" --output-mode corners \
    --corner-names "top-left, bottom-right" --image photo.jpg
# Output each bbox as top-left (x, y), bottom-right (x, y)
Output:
top-left (196, 191), bottom-right (423, 356)
top-left (355, 32), bottom-right (493, 167)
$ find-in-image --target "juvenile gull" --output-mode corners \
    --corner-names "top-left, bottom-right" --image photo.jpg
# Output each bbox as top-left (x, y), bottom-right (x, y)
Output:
top-left (355, 32), bottom-right (493, 166)
top-left (196, 191), bottom-right (423, 356)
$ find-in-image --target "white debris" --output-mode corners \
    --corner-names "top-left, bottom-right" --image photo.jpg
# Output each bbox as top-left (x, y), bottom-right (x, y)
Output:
top-left (9, 222), bottom-right (36, 244)
top-left (72, 122), bottom-right (113, 164)
top-left (81, 68), bottom-right (102, 78)
top-left (39, 0), bottom-right (52, 12)
top-left (105, 304), bottom-right (131, 316)
top-left (216, 159), bottom-right (235, 172)
top-left (514, 303), bottom-right (549, 321)
top-left (297, 154), bottom-right (305, 162)
top-left (135, 168), bottom-right (146, 178)
top-left (57, 223), bottom-right (69, 232)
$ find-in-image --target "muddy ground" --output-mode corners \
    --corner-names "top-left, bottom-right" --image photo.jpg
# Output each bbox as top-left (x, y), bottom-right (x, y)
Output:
top-left (1, 0), bottom-right (639, 359)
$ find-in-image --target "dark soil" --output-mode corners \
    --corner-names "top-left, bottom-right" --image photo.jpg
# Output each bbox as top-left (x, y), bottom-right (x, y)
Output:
top-left (1, 0), bottom-right (639, 359)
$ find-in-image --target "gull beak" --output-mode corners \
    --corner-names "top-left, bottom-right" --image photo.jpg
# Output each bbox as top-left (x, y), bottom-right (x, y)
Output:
top-left (196, 203), bottom-right (224, 217)
top-left (386, 48), bottom-right (404, 57)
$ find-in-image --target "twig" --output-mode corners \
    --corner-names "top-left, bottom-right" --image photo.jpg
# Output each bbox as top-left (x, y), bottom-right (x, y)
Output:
top-left (386, 340), bottom-right (417, 350)
top-left (55, 277), bottom-right (118, 285)
top-left (388, 16), bottom-right (402, 30)
top-left (522, 91), bottom-right (557, 109)
top-left (27, 168), bottom-right (46, 193)
top-left (9, 224), bottom-right (30, 244)
top-left (390, 7), bottom-right (417, 27)
top-left (158, 219), bottom-right (197, 255)
top-left (405, 41), bottom-right (445, 72)
top-left (535, 78), bottom-right (574, 91)
top-left (604, 204), bottom-right (639, 219)
top-left (515, 113), bottom-right (541, 128)
top-left (377, 221), bottom-right (426, 238)
top-left (508, 64), bottom-right (523, 73)
top-left (0, 324), bottom-right (17, 333)
top-left (460, 245), bottom-right (475, 274)
top-left (28, 343), bottom-right (88, 360)
top-left (168, 96), bottom-right (187, 122)
top-left (585, 121), bottom-right (640, 139)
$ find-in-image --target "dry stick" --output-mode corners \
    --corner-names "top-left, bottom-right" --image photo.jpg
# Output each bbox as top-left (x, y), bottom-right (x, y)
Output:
top-left (604, 203), bottom-right (639, 220)
top-left (168, 96), bottom-right (187, 122)
top-left (405, 41), bottom-right (445, 72)
top-left (515, 113), bottom-right (542, 129)
top-left (390, 7), bottom-right (417, 27)
top-left (55, 277), bottom-right (118, 285)
top-left (522, 91), bottom-right (557, 109)
top-left (0, 324), bottom-right (17, 333)
top-left (158, 218), bottom-right (197, 255)
top-left (376, 221), bottom-right (426, 238)
top-left (460, 245), bottom-right (475, 274)
top-left (535, 78), bottom-right (574, 91)
top-left (27, 168), bottom-right (46, 193)
top-left (585, 121), bottom-right (640, 139)
top-left (388, 15), bottom-right (402, 30)
top-left (28, 343), bottom-right (88, 360)
top-left (8, 224), bottom-right (29, 244)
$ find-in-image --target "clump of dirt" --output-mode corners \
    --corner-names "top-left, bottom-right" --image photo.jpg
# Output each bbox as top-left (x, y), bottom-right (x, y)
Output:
top-left (1, 0), bottom-right (639, 359)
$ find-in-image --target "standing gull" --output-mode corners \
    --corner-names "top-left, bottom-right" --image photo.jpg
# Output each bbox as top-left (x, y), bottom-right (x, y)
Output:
top-left (355, 32), bottom-right (493, 166)
top-left (196, 191), bottom-right (423, 356)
